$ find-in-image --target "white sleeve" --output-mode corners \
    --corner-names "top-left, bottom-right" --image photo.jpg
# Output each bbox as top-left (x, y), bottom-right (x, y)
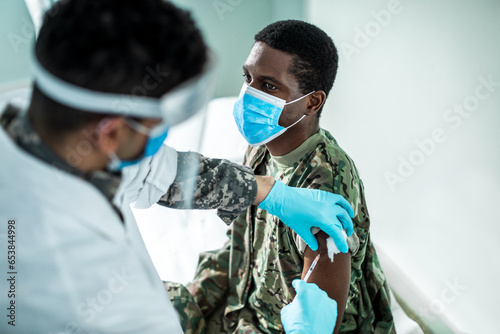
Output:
top-left (115, 143), bottom-right (178, 209)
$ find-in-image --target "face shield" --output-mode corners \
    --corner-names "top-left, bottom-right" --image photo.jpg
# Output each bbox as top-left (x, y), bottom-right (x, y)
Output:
top-left (32, 51), bottom-right (217, 125)
top-left (32, 50), bottom-right (217, 205)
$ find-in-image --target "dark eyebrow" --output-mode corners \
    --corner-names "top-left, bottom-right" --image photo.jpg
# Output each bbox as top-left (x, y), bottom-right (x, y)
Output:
top-left (259, 75), bottom-right (282, 86)
top-left (243, 66), bottom-right (283, 86)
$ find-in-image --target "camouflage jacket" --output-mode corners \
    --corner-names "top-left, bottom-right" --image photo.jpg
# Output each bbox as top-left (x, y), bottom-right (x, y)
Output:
top-left (0, 105), bottom-right (257, 221)
top-left (188, 129), bottom-right (395, 333)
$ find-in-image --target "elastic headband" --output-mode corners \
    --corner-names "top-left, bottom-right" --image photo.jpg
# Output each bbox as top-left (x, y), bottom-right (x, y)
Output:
top-left (32, 50), bottom-right (217, 126)
top-left (32, 55), bottom-right (162, 118)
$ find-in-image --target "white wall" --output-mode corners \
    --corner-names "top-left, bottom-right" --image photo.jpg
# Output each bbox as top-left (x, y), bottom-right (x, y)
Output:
top-left (307, 0), bottom-right (500, 333)
top-left (0, 0), bottom-right (34, 91)
top-left (170, 0), bottom-right (304, 97)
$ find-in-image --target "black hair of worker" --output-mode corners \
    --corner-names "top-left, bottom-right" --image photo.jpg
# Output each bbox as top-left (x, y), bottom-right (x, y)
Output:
top-left (29, 0), bottom-right (207, 137)
top-left (254, 20), bottom-right (338, 117)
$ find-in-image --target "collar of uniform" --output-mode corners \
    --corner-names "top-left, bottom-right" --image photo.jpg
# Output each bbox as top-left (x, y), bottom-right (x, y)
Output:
top-left (270, 129), bottom-right (324, 168)
top-left (1, 105), bottom-right (122, 206)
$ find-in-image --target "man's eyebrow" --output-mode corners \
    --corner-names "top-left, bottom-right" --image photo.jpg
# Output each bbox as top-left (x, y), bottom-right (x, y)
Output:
top-left (242, 66), bottom-right (283, 86)
top-left (259, 75), bottom-right (282, 86)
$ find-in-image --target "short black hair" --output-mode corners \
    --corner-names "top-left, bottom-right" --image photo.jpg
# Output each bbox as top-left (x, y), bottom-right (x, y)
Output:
top-left (254, 20), bottom-right (338, 117)
top-left (29, 0), bottom-right (207, 136)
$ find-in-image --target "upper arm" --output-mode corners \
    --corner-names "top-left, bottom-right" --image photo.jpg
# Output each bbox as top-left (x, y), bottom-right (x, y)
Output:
top-left (158, 153), bottom-right (257, 213)
top-left (302, 231), bottom-right (351, 334)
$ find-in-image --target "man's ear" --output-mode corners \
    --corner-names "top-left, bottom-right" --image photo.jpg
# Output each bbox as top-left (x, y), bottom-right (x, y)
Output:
top-left (94, 117), bottom-right (127, 154)
top-left (305, 91), bottom-right (326, 116)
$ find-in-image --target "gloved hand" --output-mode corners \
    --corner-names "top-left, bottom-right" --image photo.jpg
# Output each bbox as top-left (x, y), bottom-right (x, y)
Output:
top-left (281, 280), bottom-right (338, 334)
top-left (258, 180), bottom-right (354, 252)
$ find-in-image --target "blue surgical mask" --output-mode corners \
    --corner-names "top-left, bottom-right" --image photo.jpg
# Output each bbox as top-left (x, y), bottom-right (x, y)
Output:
top-left (107, 119), bottom-right (169, 171)
top-left (232, 83), bottom-right (315, 146)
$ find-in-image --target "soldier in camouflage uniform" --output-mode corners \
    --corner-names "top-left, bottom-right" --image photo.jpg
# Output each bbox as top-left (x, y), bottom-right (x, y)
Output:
top-left (166, 130), bottom-right (394, 334)
top-left (165, 20), bottom-right (395, 333)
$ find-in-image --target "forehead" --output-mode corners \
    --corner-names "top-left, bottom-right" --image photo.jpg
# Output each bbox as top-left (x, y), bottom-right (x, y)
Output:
top-left (243, 42), bottom-right (298, 87)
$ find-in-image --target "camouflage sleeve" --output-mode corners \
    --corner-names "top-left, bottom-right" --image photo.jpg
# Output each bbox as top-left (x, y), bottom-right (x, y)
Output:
top-left (163, 281), bottom-right (206, 334)
top-left (187, 240), bottom-right (231, 316)
top-left (292, 147), bottom-right (366, 259)
top-left (158, 152), bottom-right (258, 224)
top-left (0, 105), bottom-right (21, 128)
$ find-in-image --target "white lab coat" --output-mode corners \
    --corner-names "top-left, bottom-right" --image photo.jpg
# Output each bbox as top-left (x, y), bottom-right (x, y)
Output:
top-left (0, 125), bottom-right (184, 333)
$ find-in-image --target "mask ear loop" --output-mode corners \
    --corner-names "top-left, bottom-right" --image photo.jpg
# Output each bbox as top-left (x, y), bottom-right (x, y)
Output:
top-left (285, 115), bottom-right (306, 130)
top-left (284, 91), bottom-right (316, 105)
top-left (107, 151), bottom-right (122, 172)
top-left (124, 118), bottom-right (169, 138)
top-left (124, 118), bottom-right (151, 136)
top-left (283, 91), bottom-right (315, 129)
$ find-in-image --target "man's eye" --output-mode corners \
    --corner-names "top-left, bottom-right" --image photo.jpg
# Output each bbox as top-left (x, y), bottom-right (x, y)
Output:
top-left (264, 83), bottom-right (276, 90)
top-left (243, 74), bottom-right (251, 83)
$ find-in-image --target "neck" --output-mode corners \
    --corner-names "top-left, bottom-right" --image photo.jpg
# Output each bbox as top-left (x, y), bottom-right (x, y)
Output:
top-left (32, 122), bottom-right (106, 173)
top-left (265, 121), bottom-right (319, 156)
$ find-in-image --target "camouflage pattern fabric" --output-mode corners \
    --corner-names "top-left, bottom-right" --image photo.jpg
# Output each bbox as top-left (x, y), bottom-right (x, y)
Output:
top-left (179, 129), bottom-right (394, 333)
top-left (164, 281), bottom-right (206, 334)
top-left (159, 151), bottom-right (257, 224)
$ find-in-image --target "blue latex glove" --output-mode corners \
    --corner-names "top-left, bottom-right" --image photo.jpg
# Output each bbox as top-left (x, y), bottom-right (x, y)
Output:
top-left (258, 180), bottom-right (354, 252)
top-left (281, 280), bottom-right (338, 334)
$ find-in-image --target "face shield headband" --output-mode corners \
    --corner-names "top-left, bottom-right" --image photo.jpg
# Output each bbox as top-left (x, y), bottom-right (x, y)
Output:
top-left (31, 50), bottom-right (217, 128)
